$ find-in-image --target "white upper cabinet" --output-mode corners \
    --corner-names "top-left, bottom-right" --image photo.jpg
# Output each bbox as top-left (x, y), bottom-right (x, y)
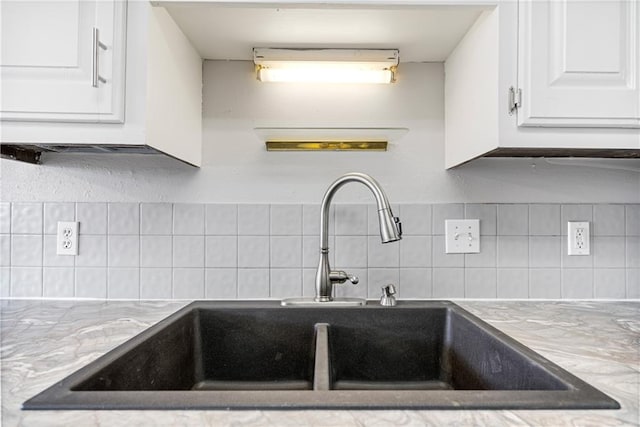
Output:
top-left (445, 0), bottom-right (640, 168)
top-left (518, 0), bottom-right (639, 128)
top-left (1, 1), bottom-right (203, 166)
top-left (0, 1), bottom-right (127, 123)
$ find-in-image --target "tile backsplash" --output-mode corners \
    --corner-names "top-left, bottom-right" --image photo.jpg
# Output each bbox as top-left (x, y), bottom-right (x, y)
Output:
top-left (1, 202), bottom-right (638, 300)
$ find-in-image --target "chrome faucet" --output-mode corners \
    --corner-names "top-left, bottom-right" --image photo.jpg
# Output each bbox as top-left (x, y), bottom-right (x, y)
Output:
top-left (315, 173), bottom-right (402, 302)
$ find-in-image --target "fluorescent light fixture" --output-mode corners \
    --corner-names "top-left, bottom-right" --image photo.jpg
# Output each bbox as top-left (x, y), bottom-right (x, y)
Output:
top-left (253, 48), bottom-right (399, 84)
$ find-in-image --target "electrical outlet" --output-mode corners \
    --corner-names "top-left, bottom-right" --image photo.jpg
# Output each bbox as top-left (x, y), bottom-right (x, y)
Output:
top-left (57, 221), bottom-right (79, 256)
top-left (568, 221), bottom-right (590, 256)
top-left (445, 219), bottom-right (480, 254)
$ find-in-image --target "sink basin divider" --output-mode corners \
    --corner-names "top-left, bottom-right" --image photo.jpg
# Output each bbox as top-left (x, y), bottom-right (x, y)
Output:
top-left (313, 323), bottom-right (331, 391)
top-left (192, 309), bottom-right (204, 387)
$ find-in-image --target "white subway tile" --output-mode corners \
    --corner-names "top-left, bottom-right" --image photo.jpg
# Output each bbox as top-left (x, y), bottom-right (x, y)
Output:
top-left (271, 205), bottom-right (302, 235)
top-left (107, 236), bottom-right (140, 267)
top-left (205, 204), bottom-right (237, 235)
top-left (432, 268), bottom-right (464, 298)
top-left (140, 268), bottom-right (172, 299)
top-left (43, 235), bottom-right (74, 267)
top-left (43, 267), bottom-right (74, 298)
top-left (432, 236), bottom-right (463, 268)
top-left (399, 268), bottom-right (432, 298)
top-left (465, 236), bottom-right (496, 268)
top-left (626, 237), bottom-right (640, 268)
top-left (0, 268), bottom-right (10, 297)
top-left (108, 235), bottom-right (140, 267)
top-left (75, 268), bottom-right (107, 298)
top-left (76, 235), bottom-right (107, 267)
top-left (173, 204), bottom-right (205, 235)
top-left (270, 236), bottom-right (302, 268)
top-left (172, 236), bottom-right (204, 268)
top-left (399, 204), bottom-right (432, 236)
top-left (11, 267), bottom-right (42, 297)
top-left (593, 236), bottom-right (625, 268)
top-left (529, 236), bottom-right (561, 268)
top-left (238, 205), bottom-right (269, 235)
top-left (108, 203), bottom-right (140, 235)
top-left (561, 243), bottom-right (593, 268)
top-left (44, 203), bottom-right (75, 234)
top-left (464, 268), bottom-right (497, 298)
top-left (238, 236), bottom-right (269, 268)
top-left (626, 205), bottom-right (640, 236)
top-left (334, 236), bottom-right (367, 268)
top-left (140, 203), bottom-right (173, 235)
top-left (561, 269), bottom-right (593, 299)
top-left (399, 236), bottom-right (432, 268)
top-left (368, 236), bottom-right (399, 268)
top-left (76, 203), bottom-right (107, 235)
top-left (205, 268), bottom-right (237, 299)
top-left (497, 269), bottom-right (529, 299)
top-left (497, 204), bottom-right (528, 236)
top-left (11, 203), bottom-right (42, 234)
top-left (0, 203), bottom-right (10, 234)
top-left (303, 235), bottom-right (320, 268)
top-left (11, 235), bottom-right (42, 267)
top-left (237, 268), bottom-right (269, 298)
top-left (140, 236), bottom-right (172, 268)
top-left (529, 204), bottom-right (560, 236)
top-left (270, 269), bottom-right (302, 298)
top-left (0, 235), bottom-right (10, 267)
top-left (594, 269), bottom-right (626, 299)
top-left (205, 236), bottom-right (237, 268)
top-left (173, 268), bottom-right (204, 299)
top-left (593, 205), bottom-right (625, 236)
top-left (335, 205), bottom-right (367, 236)
top-left (627, 269), bottom-right (639, 299)
top-left (108, 268), bottom-right (140, 299)
top-left (529, 269), bottom-right (561, 299)
top-left (302, 268), bottom-right (317, 298)
top-left (497, 236), bottom-right (529, 268)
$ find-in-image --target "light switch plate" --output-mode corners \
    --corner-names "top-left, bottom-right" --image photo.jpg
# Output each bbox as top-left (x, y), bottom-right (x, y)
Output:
top-left (445, 219), bottom-right (480, 254)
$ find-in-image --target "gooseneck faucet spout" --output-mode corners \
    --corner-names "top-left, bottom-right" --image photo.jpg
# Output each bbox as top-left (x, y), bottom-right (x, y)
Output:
top-left (315, 173), bottom-right (402, 302)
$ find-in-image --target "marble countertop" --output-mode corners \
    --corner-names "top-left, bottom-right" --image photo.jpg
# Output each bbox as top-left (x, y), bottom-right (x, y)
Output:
top-left (1, 300), bottom-right (638, 426)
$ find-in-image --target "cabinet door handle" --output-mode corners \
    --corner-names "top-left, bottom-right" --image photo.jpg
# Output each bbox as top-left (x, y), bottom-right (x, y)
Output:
top-left (92, 27), bottom-right (107, 87)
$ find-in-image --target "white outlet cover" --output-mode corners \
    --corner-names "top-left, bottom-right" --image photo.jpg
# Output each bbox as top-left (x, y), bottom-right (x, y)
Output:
top-left (445, 219), bottom-right (480, 254)
top-left (56, 221), bottom-right (79, 256)
top-left (568, 221), bottom-right (590, 256)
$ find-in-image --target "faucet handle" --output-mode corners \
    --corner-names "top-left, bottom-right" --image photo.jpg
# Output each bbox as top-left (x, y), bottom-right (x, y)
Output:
top-left (329, 270), bottom-right (359, 285)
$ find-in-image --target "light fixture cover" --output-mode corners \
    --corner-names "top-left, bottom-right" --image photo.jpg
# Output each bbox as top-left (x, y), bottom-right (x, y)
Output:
top-left (253, 48), bottom-right (399, 84)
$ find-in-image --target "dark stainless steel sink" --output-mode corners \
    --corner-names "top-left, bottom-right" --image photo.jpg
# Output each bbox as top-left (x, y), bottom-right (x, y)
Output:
top-left (23, 301), bottom-right (619, 410)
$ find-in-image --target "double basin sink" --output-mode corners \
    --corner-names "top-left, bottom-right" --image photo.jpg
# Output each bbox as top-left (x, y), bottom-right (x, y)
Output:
top-left (23, 301), bottom-right (619, 410)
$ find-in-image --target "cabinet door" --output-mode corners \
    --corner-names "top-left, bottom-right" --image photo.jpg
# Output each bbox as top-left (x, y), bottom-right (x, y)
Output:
top-left (0, 1), bottom-right (126, 123)
top-left (518, 0), bottom-right (639, 128)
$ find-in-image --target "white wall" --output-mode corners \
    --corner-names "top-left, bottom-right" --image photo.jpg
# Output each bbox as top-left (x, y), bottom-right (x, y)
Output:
top-left (2, 61), bottom-right (639, 204)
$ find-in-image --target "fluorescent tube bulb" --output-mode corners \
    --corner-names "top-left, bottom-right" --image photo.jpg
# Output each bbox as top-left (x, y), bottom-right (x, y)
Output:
top-left (254, 48), bottom-right (399, 84)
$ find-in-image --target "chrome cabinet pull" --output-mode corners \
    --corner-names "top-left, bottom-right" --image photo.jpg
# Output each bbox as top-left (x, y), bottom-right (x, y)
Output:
top-left (92, 27), bottom-right (107, 87)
